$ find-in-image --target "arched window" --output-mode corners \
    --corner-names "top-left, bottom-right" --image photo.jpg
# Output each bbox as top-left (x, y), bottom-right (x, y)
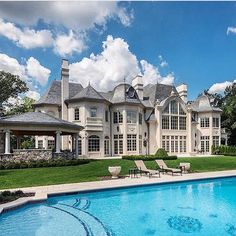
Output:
top-left (162, 100), bottom-right (186, 130)
top-left (104, 136), bottom-right (109, 155)
top-left (88, 135), bottom-right (100, 152)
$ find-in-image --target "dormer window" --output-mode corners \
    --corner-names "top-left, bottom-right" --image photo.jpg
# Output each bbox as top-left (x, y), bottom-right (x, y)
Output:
top-left (90, 107), bottom-right (97, 117)
top-left (74, 107), bottom-right (80, 121)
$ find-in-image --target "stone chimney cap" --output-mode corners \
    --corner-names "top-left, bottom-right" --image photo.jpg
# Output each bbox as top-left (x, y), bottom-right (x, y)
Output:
top-left (62, 59), bottom-right (69, 69)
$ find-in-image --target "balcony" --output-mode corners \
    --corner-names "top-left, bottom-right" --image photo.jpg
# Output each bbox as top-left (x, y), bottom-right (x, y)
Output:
top-left (85, 117), bottom-right (103, 131)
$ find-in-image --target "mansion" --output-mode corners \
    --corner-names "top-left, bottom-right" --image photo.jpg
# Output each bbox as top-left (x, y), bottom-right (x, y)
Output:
top-left (34, 59), bottom-right (222, 157)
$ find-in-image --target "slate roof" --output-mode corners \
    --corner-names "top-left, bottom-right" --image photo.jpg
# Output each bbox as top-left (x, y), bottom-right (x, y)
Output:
top-left (190, 94), bottom-right (222, 112)
top-left (68, 84), bottom-right (108, 102)
top-left (101, 83), bottom-right (143, 105)
top-left (34, 80), bottom-right (83, 106)
top-left (143, 83), bottom-right (177, 106)
top-left (0, 112), bottom-right (83, 130)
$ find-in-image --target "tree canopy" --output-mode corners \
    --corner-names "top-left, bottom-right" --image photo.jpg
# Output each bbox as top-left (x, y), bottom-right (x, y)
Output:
top-left (0, 71), bottom-right (28, 106)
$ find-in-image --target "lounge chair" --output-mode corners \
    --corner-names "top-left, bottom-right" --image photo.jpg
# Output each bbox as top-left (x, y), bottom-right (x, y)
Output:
top-left (155, 159), bottom-right (182, 176)
top-left (134, 160), bottom-right (160, 178)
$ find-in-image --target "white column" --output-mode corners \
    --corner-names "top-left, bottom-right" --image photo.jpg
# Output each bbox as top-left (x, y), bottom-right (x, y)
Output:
top-left (75, 134), bottom-right (79, 158)
top-left (55, 131), bottom-right (61, 153)
top-left (4, 129), bottom-right (10, 154)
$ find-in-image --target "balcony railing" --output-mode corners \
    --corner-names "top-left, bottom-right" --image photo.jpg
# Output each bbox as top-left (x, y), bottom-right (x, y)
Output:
top-left (85, 117), bottom-right (103, 131)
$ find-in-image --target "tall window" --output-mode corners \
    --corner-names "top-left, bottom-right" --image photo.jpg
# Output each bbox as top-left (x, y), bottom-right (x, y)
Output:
top-left (90, 107), bottom-right (97, 117)
top-left (162, 101), bottom-right (186, 130)
top-left (48, 140), bottom-right (55, 149)
top-left (127, 111), bottom-right (137, 124)
top-left (104, 136), bottom-right (109, 155)
top-left (74, 107), bottom-right (80, 121)
top-left (114, 134), bottom-right (123, 154)
top-left (74, 136), bottom-right (82, 155)
top-left (38, 140), bottom-right (43, 149)
top-left (213, 136), bottom-right (220, 147)
top-left (162, 135), bottom-right (186, 153)
top-left (139, 113), bottom-right (143, 125)
top-left (105, 110), bottom-right (109, 122)
top-left (113, 111), bottom-right (123, 124)
top-left (88, 135), bottom-right (100, 152)
top-left (213, 117), bottom-right (219, 128)
top-left (200, 118), bottom-right (209, 128)
top-left (200, 136), bottom-right (210, 152)
top-left (127, 134), bottom-right (137, 151)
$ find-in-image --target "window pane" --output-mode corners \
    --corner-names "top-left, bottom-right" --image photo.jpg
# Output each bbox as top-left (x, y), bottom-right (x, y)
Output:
top-left (90, 108), bottom-right (97, 117)
top-left (171, 116), bottom-right (178, 130)
top-left (74, 108), bottom-right (80, 120)
top-left (170, 101), bottom-right (178, 114)
top-left (127, 111), bottom-right (137, 124)
top-left (88, 135), bottom-right (100, 152)
top-left (162, 115), bottom-right (169, 129)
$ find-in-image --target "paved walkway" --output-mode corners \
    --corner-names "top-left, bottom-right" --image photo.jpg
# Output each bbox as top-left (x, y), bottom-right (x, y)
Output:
top-left (1, 169), bottom-right (236, 213)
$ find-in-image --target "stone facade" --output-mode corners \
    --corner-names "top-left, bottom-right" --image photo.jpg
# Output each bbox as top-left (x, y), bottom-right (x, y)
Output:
top-left (0, 149), bottom-right (52, 163)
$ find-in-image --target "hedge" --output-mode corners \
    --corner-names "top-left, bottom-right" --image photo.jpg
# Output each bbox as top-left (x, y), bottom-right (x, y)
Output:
top-left (122, 155), bottom-right (177, 161)
top-left (0, 159), bottom-right (90, 170)
top-left (212, 145), bottom-right (236, 156)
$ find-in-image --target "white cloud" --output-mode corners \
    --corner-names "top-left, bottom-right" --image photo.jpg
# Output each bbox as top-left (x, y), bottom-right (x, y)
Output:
top-left (0, 18), bottom-right (53, 49)
top-left (158, 54), bottom-right (168, 68)
top-left (70, 35), bottom-right (174, 90)
top-left (0, 53), bottom-right (50, 89)
top-left (140, 60), bottom-right (174, 85)
top-left (0, 2), bottom-right (133, 30)
top-left (54, 31), bottom-right (85, 56)
top-left (208, 80), bottom-right (236, 94)
top-left (227, 26), bottom-right (236, 35)
top-left (25, 90), bottom-right (40, 101)
top-left (26, 57), bottom-right (51, 86)
top-left (0, 53), bottom-right (25, 78)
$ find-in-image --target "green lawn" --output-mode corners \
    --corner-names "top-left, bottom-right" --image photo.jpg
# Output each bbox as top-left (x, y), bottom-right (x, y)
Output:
top-left (0, 156), bottom-right (236, 189)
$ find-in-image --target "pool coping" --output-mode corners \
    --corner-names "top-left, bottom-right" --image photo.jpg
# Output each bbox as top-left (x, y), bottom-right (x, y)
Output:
top-left (1, 169), bottom-right (236, 214)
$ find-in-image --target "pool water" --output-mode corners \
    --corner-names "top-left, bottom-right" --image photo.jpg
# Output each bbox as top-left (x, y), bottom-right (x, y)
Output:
top-left (1, 177), bottom-right (236, 236)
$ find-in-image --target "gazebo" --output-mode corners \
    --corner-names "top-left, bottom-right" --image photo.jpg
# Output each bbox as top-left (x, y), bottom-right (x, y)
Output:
top-left (0, 112), bottom-right (83, 158)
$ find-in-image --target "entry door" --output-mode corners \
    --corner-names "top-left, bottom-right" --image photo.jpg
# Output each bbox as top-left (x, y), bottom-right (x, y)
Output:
top-left (114, 135), bottom-right (123, 155)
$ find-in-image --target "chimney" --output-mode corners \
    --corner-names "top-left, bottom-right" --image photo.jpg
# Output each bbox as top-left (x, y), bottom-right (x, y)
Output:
top-left (176, 83), bottom-right (188, 103)
top-left (61, 59), bottom-right (69, 121)
top-left (132, 75), bottom-right (143, 100)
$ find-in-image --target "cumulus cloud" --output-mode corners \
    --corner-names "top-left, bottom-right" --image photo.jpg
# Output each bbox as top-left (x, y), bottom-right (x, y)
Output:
top-left (140, 60), bottom-right (174, 85)
top-left (227, 26), bottom-right (236, 35)
top-left (26, 57), bottom-right (51, 86)
top-left (0, 53), bottom-right (50, 89)
top-left (208, 80), bottom-right (236, 94)
top-left (0, 53), bottom-right (25, 78)
top-left (25, 90), bottom-right (40, 101)
top-left (0, 2), bottom-right (133, 30)
top-left (158, 55), bottom-right (168, 68)
top-left (0, 18), bottom-right (53, 49)
top-left (70, 35), bottom-right (174, 90)
top-left (54, 31), bottom-right (85, 56)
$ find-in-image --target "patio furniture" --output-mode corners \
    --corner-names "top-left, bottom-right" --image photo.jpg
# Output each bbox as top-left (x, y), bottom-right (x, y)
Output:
top-left (129, 168), bottom-right (140, 178)
top-left (134, 160), bottom-right (160, 178)
top-left (155, 159), bottom-right (182, 176)
top-left (179, 162), bottom-right (191, 173)
top-left (108, 166), bottom-right (121, 179)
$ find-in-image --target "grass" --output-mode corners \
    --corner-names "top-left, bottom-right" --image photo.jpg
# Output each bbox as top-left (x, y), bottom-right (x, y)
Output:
top-left (0, 156), bottom-right (236, 190)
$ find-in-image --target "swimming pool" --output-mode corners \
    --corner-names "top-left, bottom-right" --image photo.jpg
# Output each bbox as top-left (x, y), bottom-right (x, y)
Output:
top-left (1, 177), bottom-right (236, 236)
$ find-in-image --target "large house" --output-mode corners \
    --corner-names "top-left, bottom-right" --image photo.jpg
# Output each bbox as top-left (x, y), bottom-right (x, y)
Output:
top-left (34, 59), bottom-right (222, 157)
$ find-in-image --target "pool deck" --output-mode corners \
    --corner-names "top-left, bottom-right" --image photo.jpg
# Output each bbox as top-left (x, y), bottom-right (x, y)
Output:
top-left (1, 169), bottom-right (236, 214)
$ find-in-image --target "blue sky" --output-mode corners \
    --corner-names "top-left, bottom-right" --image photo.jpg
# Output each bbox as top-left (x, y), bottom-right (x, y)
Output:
top-left (0, 1), bottom-right (236, 101)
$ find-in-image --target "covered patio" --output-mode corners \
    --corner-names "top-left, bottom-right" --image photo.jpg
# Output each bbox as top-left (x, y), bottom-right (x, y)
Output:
top-left (0, 112), bottom-right (83, 159)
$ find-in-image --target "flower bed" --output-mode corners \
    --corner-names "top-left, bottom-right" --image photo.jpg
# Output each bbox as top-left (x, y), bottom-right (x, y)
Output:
top-left (0, 190), bottom-right (35, 204)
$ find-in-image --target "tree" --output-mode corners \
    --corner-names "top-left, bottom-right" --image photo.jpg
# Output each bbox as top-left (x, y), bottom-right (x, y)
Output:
top-left (6, 97), bottom-right (35, 116)
top-left (0, 71), bottom-right (28, 110)
top-left (221, 82), bottom-right (236, 145)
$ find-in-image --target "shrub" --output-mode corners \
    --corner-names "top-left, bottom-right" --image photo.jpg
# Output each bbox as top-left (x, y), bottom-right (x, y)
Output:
top-left (212, 145), bottom-right (236, 156)
top-left (122, 155), bottom-right (177, 161)
top-left (0, 159), bottom-right (90, 170)
top-left (155, 148), bottom-right (168, 158)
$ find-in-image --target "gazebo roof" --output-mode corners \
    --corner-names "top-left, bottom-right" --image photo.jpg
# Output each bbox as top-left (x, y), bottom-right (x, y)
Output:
top-left (0, 112), bottom-right (83, 136)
